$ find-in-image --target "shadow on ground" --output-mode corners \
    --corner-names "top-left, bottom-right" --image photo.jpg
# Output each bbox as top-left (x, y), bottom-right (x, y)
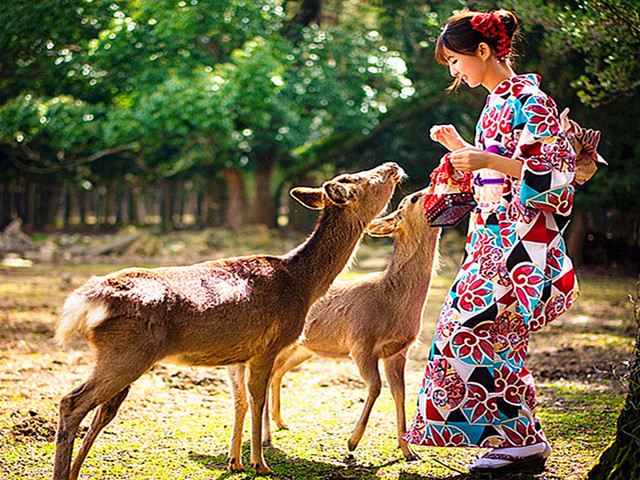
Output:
top-left (188, 443), bottom-right (544, 480)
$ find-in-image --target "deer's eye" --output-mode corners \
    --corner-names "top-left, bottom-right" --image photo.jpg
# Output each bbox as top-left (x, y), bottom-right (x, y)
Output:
top-left (411, 195), bottom-right (419, 204)
top-left (338, 177), bottom-right (355, 184)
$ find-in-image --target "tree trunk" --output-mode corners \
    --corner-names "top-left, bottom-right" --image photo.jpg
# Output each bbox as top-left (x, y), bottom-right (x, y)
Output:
top-left (253, 150), bottom-right (277, 227)
top-left (24, 180), bottom-right (36, 230)
top-left (127, 185), bottom-right (141, 225)
top-left (221, 167), bottom-right (248, 231)
top-left (62, 183), bottom-right (71, 229)
top-left (198, 178), bottom-right (222, 228)
top-left (588, 281), bottom-right (640, 479)
top-left (160, 180), bottom-right (175, 232)
top-left (79, 188), bottom-right (87, 226)
top-left (105, 179), bottom-right (118, 226)
top-left (40, 182), bottom-right (62, 229)
top-left (0, 182), bottom-right (14, 228)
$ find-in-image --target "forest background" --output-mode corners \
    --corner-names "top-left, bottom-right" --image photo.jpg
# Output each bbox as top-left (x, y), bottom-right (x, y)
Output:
top-left (1, 0), bottom-right (639, 275)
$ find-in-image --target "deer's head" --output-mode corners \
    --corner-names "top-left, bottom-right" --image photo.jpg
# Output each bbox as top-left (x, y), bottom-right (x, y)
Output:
top-left (366, 188), bottom-right (439, 239)
top-left (290, 162), bottom-right (404, 224)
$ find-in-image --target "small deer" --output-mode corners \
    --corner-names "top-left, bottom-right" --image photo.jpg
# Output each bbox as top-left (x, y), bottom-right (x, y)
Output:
top-left (52, 162), bottom-right (403, 480)
top-left (264, 188), bottom-right (441, 460)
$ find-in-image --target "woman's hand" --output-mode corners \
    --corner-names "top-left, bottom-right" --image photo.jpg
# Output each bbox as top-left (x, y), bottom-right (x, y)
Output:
top-left (430, 124), bottom-right (470, 151)
top-left (449, 147), bottom-right (523, 178)
top-left (448, 147), bottom-right (490, 172)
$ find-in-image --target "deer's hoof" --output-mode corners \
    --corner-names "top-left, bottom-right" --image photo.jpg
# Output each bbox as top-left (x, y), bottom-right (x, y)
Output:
top-left (403, 449), bottom-right (421, 461)
top-left (252, 463), bottom-right (274, 476)
top-left (228, 457), bottom-right (245, 472)
top-left (262, 438), bottom-right (272, 447)
top-left (347, 438), bottom-right (359, 452)
top-left (400, 440), bottom-right (420, 461)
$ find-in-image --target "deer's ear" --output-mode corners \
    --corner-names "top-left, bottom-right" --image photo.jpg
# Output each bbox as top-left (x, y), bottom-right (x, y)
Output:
top-left (290, 187), bottom-right (325, 210)
top-left (365, 211), bottom-right (400, 237)
top-left (323, 182), bottom-right (355, 205)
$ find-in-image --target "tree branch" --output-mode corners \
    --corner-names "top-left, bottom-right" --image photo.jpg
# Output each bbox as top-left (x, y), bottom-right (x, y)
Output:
top-left (6, 142), bottom-right (139, 174)
top-left (285, 95), bottom-right (444, 179)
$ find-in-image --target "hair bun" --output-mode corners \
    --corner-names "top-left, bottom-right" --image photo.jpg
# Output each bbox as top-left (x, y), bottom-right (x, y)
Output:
top-left (495, 9), bottom-right (518, 38)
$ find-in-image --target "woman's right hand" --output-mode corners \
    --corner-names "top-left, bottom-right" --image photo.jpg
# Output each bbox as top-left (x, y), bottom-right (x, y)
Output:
top-left (430, 124), bottom-right (469, 151)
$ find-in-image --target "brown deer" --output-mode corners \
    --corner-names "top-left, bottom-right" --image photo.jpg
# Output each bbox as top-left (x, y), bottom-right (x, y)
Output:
top-left (52, 162), bottom-right (403, 480)
top-left (263, 188), bottom-right (441, 460)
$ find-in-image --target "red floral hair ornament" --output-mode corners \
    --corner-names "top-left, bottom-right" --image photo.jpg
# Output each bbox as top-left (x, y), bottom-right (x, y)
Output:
top-left (470, 11), bottom-right (511, 60)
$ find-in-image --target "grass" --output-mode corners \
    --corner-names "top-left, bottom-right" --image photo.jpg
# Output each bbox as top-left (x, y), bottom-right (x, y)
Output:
top-left (0, 233), bottom-right (637, 480)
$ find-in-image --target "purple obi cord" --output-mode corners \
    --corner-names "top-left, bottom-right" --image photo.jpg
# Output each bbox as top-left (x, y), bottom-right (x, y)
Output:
top-left (475, 146), bottom-right (509, 186)
top-left (474, 176), bottom-right (504, 186)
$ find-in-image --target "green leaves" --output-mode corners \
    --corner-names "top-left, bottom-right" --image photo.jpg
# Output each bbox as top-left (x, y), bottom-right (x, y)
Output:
top-left (511, 0), bottom-right (640, 106)
top-left (0, 94), bottom-right (107, 173)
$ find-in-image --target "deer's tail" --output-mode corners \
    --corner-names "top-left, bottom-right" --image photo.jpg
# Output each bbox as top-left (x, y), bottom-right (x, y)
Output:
top-left (56, 293), bottom-right (110, 345)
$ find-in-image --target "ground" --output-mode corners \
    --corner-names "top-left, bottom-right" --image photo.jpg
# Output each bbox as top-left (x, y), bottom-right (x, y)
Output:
top-left (0, 228), bottom-right (636, 480)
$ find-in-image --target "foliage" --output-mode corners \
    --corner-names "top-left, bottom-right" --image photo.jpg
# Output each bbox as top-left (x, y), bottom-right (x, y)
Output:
top-left (0, 0), bottom-right (639, 254)
top-left (551, 0), bottom-right (639, 106)
top-left (2, 0), bottom-right (420, 227)
top-left (0, 0), bottom-right (114, 103)
top-left (0, 94), bottom-right (107, 174)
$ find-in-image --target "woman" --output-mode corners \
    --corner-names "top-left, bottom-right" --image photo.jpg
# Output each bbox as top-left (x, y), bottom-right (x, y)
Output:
top-left (404, 9), bottom-right (579, 475)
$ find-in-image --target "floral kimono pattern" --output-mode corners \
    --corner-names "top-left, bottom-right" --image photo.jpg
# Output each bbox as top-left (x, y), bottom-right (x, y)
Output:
top-left (405, 74), bottom-right (578, 449)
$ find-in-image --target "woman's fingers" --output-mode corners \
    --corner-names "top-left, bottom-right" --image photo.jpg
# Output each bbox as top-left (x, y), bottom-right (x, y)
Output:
top-left (449, 147), bottom-right (483, 171)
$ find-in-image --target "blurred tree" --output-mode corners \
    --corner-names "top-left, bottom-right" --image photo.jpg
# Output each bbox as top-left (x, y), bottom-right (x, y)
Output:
top-left (0, 0), bottom-right (119, 228)
top-left (0, 0), bottom-right (114, 103)
top-left (1, 0), bottom-right (638, 251)
top-left (79, 0), bottom-right (412, 228)
top-left (0, 93), bottom-right (139, 228)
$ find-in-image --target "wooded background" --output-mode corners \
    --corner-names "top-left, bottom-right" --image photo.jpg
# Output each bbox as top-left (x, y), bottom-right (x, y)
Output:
top-left (1, 0), bottom-right (639, 272)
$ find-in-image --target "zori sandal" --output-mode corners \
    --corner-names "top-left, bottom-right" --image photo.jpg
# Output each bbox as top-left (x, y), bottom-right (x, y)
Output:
top-left (468, 442), bottom-right (551, 476)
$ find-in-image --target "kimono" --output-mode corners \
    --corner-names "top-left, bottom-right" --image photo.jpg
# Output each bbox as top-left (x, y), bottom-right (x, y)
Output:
top-left (405, 74), bottom-right (578, 449)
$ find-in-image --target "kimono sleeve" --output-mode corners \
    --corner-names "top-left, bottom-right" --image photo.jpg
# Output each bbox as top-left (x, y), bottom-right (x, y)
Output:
top-left (514, 94), bottom-right (576, 216)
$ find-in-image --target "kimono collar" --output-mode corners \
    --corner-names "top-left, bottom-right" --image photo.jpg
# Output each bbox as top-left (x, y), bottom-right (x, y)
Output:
top-left (490, 73), bottom-right (541, 97)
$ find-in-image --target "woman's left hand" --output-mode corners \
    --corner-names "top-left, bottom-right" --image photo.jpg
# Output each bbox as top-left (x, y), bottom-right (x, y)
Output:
top-left (448, 147), bottom-right (489, 172)
top-left (449, 147), bottom-right (524, 178)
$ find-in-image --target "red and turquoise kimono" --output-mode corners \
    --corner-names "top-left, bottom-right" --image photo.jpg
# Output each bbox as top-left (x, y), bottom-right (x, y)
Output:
top-left (405, 74), bottom-right (578, 449)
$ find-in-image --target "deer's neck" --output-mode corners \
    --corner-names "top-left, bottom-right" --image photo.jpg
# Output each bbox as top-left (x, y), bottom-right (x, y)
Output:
top-left (284, 208), bottom-right (365, 303)
top-left (384, 231), bottom-right (440, 303)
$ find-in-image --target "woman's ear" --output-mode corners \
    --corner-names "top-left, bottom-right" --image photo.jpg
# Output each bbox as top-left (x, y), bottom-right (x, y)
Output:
top-left (477, 42), bottom-right (492, 60)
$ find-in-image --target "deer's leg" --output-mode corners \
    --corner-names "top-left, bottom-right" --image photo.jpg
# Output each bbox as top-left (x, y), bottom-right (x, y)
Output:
top-left (227, 365), bottom-right (248, 472)
top-left (54, 320), bottom-right (161, 480)
top-left (53, 383), bottom-right (95, 480)
top-left (383, 349), bottom-right (419, 461)
top-left (262, 384), bottom-right (272, 446)
top-left (69, 387), bottom-right (130, 480)
top-left (269, 345), bottom-right (313, 430)
top-left (348, 350), bottom-right (381, 453)
top-left (54, 361), bottom-right (150, 480)
top-left (246, 354), bottom-right (276, 475)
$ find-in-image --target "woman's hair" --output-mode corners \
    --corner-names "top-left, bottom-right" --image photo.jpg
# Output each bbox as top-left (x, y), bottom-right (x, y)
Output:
top-left (435, 9), bottom-right (519, 66)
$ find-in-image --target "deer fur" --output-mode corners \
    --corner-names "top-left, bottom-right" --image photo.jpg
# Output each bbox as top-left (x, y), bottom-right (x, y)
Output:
top-left (263, 188), bottom-right (441, 460)
top-left (52, 162), bottom-right (403, 480)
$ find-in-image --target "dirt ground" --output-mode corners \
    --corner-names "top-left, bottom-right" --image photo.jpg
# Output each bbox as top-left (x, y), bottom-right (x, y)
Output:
top-left (0, 230), bottom-right (637, 479)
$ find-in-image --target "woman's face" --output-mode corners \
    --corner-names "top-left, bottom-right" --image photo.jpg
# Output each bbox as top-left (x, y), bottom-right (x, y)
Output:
top-left (443, 47), bottom-right (487, 89)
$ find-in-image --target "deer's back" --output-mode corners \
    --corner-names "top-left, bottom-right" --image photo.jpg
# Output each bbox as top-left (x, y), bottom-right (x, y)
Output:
top-left (76, 256), bottom-right (310, 365)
